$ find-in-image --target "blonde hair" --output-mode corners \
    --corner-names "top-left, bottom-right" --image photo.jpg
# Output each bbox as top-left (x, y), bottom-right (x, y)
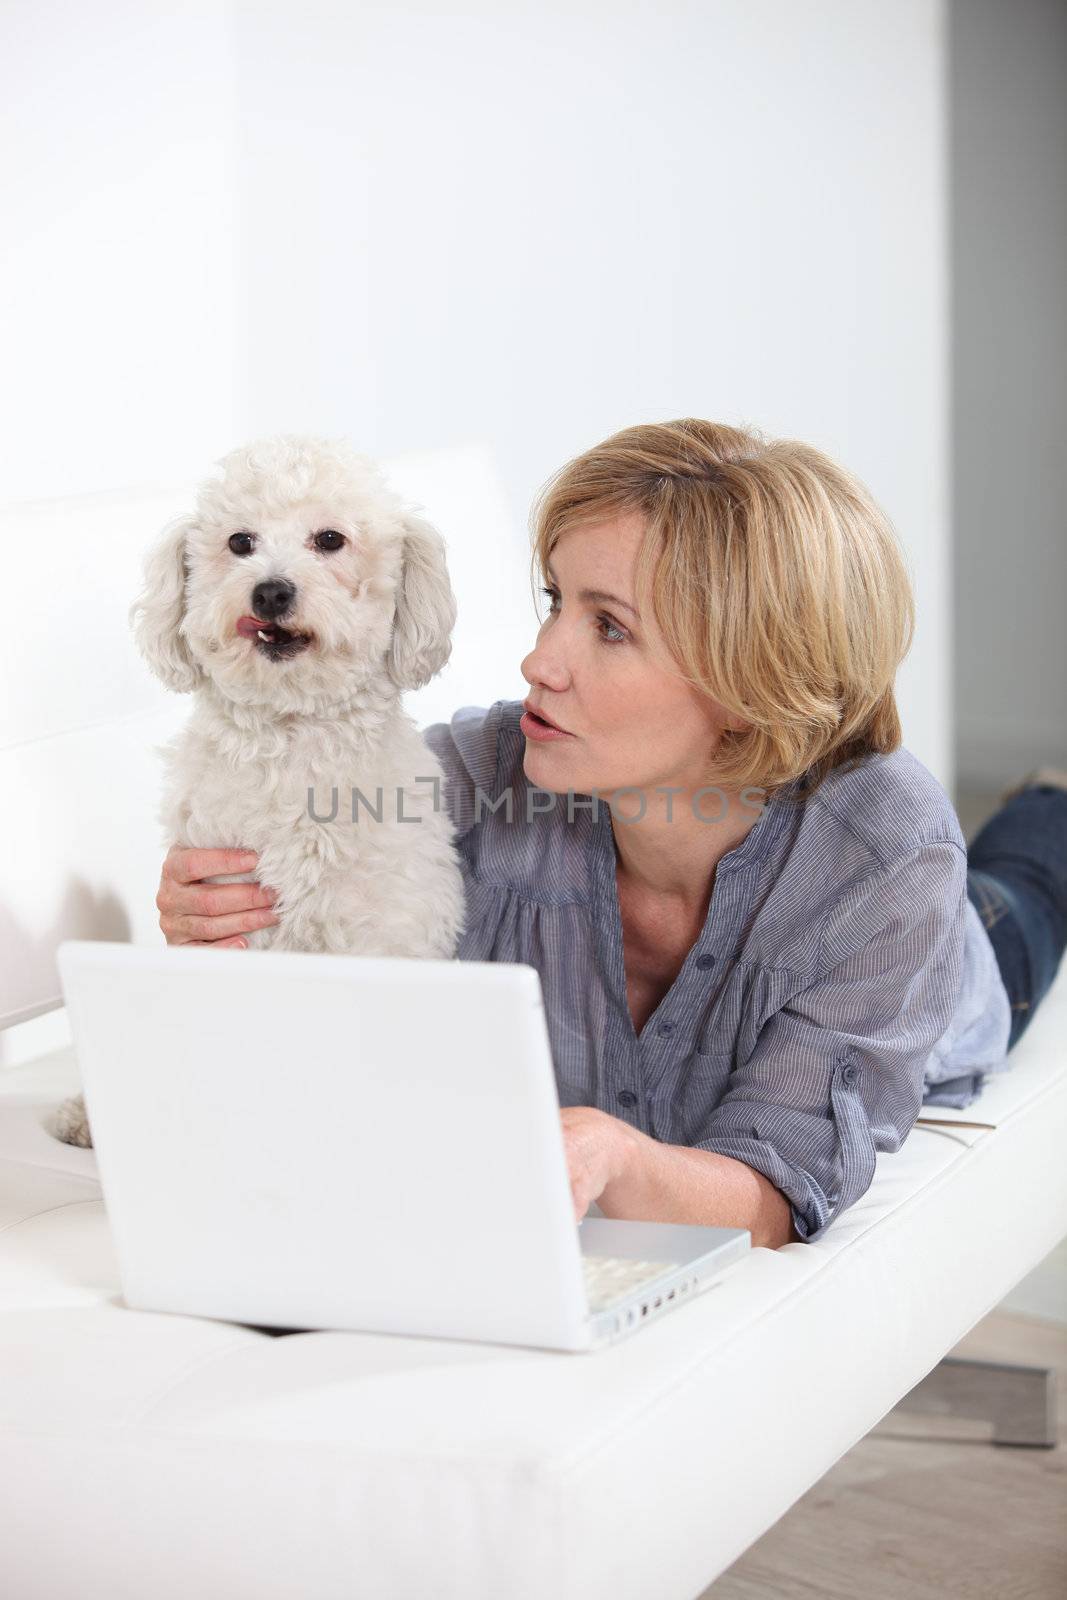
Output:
top-left (528, 418), bottom-right (915, 799)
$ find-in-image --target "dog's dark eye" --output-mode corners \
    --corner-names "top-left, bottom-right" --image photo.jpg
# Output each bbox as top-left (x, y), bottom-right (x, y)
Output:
top-left (228, 532), bottom-right (256, 556)
top-left (314, 529), bottom-right (345, 553)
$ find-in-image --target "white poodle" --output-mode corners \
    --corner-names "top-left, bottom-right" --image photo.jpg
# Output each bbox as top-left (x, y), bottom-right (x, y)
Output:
top-left (52, 433), bottom-right (467, 1148)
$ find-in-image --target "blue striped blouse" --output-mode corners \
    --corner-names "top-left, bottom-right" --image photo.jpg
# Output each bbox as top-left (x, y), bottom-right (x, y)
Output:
top-left (421, 699), bottom-right (1012, 1243)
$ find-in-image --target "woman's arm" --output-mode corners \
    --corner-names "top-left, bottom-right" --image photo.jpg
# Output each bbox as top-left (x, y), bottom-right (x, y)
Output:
top-left (559, 1105), bottom-right (799, 1248)
top-left (598, 1129), bottom-right (800, 1249)
top-left (687, 842), bottom-right (968, 1243)
top-left (564, 841), bottom-right (968, 1248)
top-left (688, 842), bottom-right (968, 1244)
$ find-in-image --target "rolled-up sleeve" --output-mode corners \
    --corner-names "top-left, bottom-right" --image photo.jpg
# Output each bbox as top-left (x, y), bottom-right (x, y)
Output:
top-left (419, 701), bottom-right (506, 842)
top-left (694, 842), bottom-right (968, 1243)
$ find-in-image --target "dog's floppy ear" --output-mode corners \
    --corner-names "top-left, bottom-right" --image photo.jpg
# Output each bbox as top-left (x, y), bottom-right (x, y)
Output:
top-left (385, 512), bottom-right (457, 692)
top-left (127, 515), bottom-right (203, 693)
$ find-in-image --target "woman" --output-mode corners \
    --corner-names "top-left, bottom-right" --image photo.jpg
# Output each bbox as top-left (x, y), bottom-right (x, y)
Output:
top-left (153, 420), bottom-right (1067, 1249)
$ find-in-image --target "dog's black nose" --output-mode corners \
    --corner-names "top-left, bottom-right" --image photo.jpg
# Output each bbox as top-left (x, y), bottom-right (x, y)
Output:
top-left (251, 578), bottom-right (296, 621)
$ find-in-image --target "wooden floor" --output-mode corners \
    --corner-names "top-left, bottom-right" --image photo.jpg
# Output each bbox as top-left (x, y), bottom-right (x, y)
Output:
top-left (705, 1303), bottom-right (1067, 1598)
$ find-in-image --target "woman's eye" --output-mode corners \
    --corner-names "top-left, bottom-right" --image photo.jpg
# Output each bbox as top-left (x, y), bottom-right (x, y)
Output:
top-left (228, 532), bottom-right (255, 556)
top-left (597, 615), bottom-right (627, 644)
top-left (539, 585), bottom-right (626, 645)
top-left (314, 529), bottom-right (346, 553)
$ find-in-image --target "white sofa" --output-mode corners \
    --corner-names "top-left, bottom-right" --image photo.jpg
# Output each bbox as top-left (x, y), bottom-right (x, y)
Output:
top-left (2, 473), bottom-right (1064, 1599)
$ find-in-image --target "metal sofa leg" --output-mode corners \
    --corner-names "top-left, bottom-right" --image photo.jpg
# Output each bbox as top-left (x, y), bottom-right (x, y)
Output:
top-left (894, 1356), bottom-right (1057, 1448)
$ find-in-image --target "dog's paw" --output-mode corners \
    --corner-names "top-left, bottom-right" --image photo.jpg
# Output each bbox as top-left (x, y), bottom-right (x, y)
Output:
top-left (51, 1093), bottom-right (94, 1149)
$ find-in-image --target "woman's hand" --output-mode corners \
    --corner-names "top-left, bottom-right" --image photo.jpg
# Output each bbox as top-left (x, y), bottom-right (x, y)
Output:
top-left (559, 1106), bottom-right (635, 1223)
top-left (156, 845), bottom-right (280, 948)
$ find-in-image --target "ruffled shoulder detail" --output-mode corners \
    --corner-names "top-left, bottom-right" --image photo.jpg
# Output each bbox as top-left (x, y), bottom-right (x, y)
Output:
top-left (420, 701), bottom-right (507, 840)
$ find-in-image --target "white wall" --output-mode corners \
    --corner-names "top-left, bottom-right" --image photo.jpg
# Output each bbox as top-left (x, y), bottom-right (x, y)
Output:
top-left (4, 0), bottom-right (951, 777)
top-left (950, 0), bottom-right (1067, 790)
top-left (1, 1), bottom-right (242, 498)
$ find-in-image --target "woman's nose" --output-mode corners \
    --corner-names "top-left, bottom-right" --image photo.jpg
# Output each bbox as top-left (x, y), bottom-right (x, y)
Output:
top-left (520, 630), bottom-right (569, 691)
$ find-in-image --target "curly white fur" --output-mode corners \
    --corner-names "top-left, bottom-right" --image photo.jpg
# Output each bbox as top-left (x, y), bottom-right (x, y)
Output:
top-left (53, 433), bottom-right (467, 1148)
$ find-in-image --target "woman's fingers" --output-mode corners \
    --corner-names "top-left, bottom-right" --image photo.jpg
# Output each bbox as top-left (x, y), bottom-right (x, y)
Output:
top-left (176, 882), bottom-right (278, 918)
top-left (164, 844), bottom-right (260, 884)
top-left (165, 905), bottom-right (280, 945)
top-left (157, 844), bottom-right (278, 945)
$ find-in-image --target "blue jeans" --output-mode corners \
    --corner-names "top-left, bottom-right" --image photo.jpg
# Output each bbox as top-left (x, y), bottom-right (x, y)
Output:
top-left (966, 783), bottom-right (1067, 1052)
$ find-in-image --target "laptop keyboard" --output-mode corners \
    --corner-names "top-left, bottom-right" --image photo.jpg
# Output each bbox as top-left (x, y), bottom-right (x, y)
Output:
top-left (582, 1254), bottom-right (677, 1313)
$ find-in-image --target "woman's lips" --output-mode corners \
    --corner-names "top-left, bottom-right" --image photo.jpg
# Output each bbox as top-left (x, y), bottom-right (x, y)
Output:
top-left (520, 710), bottom-right (573, 742)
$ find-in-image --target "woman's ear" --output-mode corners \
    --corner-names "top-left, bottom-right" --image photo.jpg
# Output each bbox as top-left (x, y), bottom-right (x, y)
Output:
top-left (127, 515), bottom-right (203, 693)
top-left (385, 512), bottom-right (457, 692)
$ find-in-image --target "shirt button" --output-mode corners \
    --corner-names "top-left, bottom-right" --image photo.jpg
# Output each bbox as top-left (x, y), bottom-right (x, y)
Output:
top-left (617, 1089), bottom-right (638, 1108)
top-left (840, 1062), bottom-right (858, 1085)
top-left (695, 954), bottom-right (716, 970)
top-left (658, 1022), bottom-right (675, 1036)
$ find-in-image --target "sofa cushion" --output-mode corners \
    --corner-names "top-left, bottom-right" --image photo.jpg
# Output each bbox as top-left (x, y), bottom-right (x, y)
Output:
top-left (1, 975), bottom-right (1064, 1599)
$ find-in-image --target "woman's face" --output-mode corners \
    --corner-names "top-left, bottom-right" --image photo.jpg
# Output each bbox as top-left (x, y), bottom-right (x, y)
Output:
top-left (518, 511), bottom-right (749, 805)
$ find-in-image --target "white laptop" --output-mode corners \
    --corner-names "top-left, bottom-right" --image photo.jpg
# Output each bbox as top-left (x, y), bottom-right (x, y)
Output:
top-left (55, 940), bottom-right (751, 1353)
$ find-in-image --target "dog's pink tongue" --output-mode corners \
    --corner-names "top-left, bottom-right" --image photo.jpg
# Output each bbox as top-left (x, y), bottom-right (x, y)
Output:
top-left (236, 615), bottom-right (269, 639)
